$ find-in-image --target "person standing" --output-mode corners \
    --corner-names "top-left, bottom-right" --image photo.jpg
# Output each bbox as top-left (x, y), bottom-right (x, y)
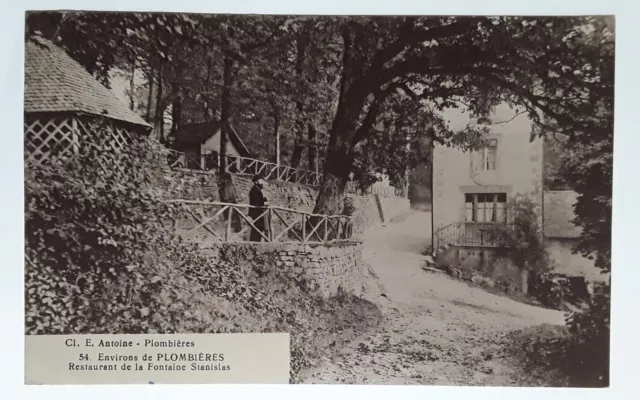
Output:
top-left (249, 175), bottom-right (269, 242)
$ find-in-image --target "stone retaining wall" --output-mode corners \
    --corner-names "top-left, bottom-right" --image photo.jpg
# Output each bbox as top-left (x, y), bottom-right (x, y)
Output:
top-left (199, 241), bottom-right (365, 299)
top-left (163, 168), bottom-right (318, 212)
top-left (164, 169), bottom-right (409, 238)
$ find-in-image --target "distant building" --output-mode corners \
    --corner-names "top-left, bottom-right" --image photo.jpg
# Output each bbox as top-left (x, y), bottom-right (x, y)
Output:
top-left (24, 36), bottom-right (151, 166)
top-left (171, 121), bottom-right (251, 170)
top-left (430, 103), bottom-right (606, 292)
top-left (432, 104), bottom-right (543, 249)
top-left (543, 190), bottom-right (608, 283)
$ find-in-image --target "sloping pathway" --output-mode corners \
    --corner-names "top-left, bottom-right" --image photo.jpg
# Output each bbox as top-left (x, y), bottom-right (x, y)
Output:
top-left (300, 211), bottom-right (564, 385)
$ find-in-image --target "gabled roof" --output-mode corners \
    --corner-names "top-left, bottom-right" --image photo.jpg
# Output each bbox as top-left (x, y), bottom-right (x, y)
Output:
top-left (544, 190), bottom-right (583, 239)
top-left (24, 35), bottom-right (151, 128)
top-left (174, 120), bottom-right (251, 157)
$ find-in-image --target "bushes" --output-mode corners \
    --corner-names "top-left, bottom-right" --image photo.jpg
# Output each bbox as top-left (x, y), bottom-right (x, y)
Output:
top-left (25, 135), bottom-right (242, 334)
top-left (24, 133), bottom-right (380, 383)
top-left (506, 284), bottom-right (610, 387)
top-left (493, 196), bottom-right (609, 386)
top-left (563, 283), bottom-right (610, 386)
top-left (527, 272), bottom-right (591, 310)
top-left (495, 196), bottom-right (550, 275)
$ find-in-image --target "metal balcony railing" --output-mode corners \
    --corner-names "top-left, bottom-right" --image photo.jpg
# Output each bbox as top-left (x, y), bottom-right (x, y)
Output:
top-left (434, 222), bottom-right (514, 251)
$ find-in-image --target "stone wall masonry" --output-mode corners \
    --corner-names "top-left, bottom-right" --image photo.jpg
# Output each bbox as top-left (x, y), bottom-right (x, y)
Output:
top-left (199, 241), bottom-right (366, 299)
top-left (347, 195), bottom-right (381, 235)
top-left (164, 169), bottom-right (408, 242)
top-left (162, 168), bottom-right (319, 210)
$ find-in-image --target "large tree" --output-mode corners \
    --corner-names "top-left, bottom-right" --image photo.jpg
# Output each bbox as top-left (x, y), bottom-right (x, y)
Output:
top-left (308, 16), bottom-right (613, 215)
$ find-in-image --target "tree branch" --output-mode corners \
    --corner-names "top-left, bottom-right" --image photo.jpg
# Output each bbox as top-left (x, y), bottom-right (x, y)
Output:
top-left (483, 111), bottom-right (528, 126)
top-left (351, 83), bottom-right (403, 145)
top-left (369, 17), bottom-right (480, 76)
top-left (482, 73), bottom-right (608, 134)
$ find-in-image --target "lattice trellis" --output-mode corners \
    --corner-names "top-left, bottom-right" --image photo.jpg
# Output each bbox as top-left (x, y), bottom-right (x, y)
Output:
top-left (77, 118), bottom-right (133, 153)
top-left (24, 116), bottom-right (78, 166)
top-left (25, 114), bottom-right (137, 167)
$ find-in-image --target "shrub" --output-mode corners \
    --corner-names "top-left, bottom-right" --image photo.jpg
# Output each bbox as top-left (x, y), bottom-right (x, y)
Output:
top-left (24, 129), bottom-right (380, 383)
top-left (25, 134), bottom-right (243, 334)
top-left (506, 283), bottom-right (610, 387)
top-left (563, 283), bottom-right (610, 386)
top-left (495, 196), bottom-right (550, 275)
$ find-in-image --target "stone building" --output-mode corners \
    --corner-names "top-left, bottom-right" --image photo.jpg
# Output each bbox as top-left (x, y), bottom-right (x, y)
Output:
top-left (431, 104), bottom-right (543, 292)
top-left (432, 104), bottom-right (543, 249)
top-left (430, 103), bottom-right (605, 292)
top-left (543, 190), bottom-right (609, 284)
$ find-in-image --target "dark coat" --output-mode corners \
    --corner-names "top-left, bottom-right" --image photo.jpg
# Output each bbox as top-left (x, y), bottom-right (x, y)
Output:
top-left (249, 185), bottom-right (267, 219)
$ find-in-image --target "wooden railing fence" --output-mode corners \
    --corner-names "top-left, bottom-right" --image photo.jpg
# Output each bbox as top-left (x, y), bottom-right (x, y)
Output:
top-left (167, 150), bottom-right (323, 186)
top-left (165, 200), bottom-right (355, 244)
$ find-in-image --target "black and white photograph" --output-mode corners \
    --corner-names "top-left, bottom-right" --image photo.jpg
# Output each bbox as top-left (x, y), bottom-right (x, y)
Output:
top-left (23, 11), bottom-right (613, 386)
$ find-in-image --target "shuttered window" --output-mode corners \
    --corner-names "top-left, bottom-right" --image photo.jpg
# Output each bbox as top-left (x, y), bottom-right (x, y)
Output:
top-left (471, 139), bottom-right (498, 172)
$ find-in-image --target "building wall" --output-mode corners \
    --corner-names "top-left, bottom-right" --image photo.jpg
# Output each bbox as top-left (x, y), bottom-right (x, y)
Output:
top-left (433, 104), bottom-right (544, 235)
top-left (546, 238), bottom-right (608, 283)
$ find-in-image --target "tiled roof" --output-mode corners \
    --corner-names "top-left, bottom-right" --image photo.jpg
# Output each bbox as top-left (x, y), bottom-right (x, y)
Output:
top-left (175, 121), bottom-right (222, 146)
top-left (544, 190), bottom-right (583, 238)
top-left (175, 121), bottom-right (251, 157)
top-left (24, 36), bottom-right (151, 128)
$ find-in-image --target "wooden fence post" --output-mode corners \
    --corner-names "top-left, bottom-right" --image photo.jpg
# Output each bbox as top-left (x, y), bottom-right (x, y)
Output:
top-left (323, 217), bottom-right (328, 242)
top-left (225, 206), bottom-right (232, 241)
top-left (302, 214), bottom-right (306, 243)
top-left (268, 208), bottom-right (274, 242)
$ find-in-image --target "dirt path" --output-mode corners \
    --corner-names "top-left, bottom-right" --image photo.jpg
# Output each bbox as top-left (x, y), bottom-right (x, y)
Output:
top-left (300, 211), bottom-right (565, 385)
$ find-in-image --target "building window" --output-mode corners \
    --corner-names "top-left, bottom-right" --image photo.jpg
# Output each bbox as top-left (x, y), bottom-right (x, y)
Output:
top-left (465, 193), bottom-right (507, 223)
top-left (472, 139), bottom-right (498, 172)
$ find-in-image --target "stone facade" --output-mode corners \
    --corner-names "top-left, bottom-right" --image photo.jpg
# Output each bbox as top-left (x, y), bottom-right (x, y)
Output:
top-left (433, 104), bottom-right (544, 235)
top-left (200, 241), bottom-right (366, 299)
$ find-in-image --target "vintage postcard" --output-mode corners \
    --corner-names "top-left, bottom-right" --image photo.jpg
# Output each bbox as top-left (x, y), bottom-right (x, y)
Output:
top-left (23, 11), bottom-right (613, 386)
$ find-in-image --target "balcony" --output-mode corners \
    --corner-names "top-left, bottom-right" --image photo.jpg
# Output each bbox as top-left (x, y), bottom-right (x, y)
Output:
top-left (434, 222), bottom-right (514, 251)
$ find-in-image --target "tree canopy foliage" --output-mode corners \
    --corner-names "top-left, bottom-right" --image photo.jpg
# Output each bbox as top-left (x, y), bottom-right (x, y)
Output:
top-left (25, 12), bottom-right (613, 265)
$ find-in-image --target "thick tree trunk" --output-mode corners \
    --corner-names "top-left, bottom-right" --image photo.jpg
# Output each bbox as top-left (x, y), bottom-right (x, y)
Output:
top-left (307, 123), bottom-right (317, 172)
top-left (312, 142), bottom-right (354, 215)
top-left (219, 54), bottom-right (233, 172)
top-left (290, 30), bottom-right (309, 169)
top-left (274, 111), bottom-right (281, 165)
top-left (290, 139), bottom-right (303, 169)
top-left (312, 24), bottom-right (375, 216)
